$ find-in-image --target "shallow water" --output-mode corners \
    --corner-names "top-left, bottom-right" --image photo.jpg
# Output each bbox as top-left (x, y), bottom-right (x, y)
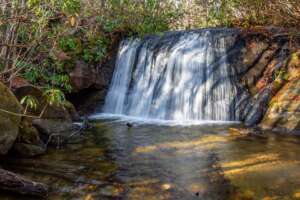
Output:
top-left (2, 119), bottom-right (300, 200)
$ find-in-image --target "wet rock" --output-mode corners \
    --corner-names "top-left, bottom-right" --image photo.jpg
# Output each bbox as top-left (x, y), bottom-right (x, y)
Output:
top-left (243, 85), bottom-right (274, 126)
top-left (229, 128), bottom-right (264, 139)
top-left (33, 119), bottom-right (79, 135)
top-left (126, 122), bottom-right (133, 128)
top-left (12, 143), bottom-right (46, 158)
top-left (32, 119), bottom-right (82, 146)
top-left (0, 81), bottom-right (22, 155)
top-left (14, 85), bottom-right (79, 121)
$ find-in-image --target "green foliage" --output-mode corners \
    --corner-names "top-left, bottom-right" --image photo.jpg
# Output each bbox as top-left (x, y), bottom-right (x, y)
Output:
top-left (275, 69), bottom-right (289, 82)
top-left (27, 0), bottom-right (81, 14)
top-left (20, 95), bottom-right (39, 111)
top-left (43, 88), bottom-right (66, 107)
top-left (178, 0), bottom-right (300, 29)
top-left (59, 37), bottom-right (80, 52)
top-left (0, 0), bottom-right (178, 99)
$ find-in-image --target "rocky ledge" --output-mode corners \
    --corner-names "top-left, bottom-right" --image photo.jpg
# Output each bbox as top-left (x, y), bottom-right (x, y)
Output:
top-left (229, 29), bottom-right (300, 133)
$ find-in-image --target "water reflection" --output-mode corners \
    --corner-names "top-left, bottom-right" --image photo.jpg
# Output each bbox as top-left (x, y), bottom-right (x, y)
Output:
top-left (2, 121), bottom-right (300, 200)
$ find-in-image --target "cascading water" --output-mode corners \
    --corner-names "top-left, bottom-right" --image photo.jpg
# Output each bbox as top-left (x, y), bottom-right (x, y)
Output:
top-left (103, 29), bottom-right (241, 122)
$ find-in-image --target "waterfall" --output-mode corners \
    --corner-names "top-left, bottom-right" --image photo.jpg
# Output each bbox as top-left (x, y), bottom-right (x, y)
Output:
top-left (103, 29), bottom-right (240, 121)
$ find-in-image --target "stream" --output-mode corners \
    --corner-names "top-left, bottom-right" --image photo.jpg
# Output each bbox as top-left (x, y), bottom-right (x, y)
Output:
top-left (2, 118), bottom-right (300, 200)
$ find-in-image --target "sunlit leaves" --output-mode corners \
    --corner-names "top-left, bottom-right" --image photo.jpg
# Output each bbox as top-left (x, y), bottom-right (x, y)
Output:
top-left (61, 0), bottom-right (81, 14)
top-left (21, 95), bottom-right (39, 111)
top-left (43, 88), bottom-right (66, 107)
top-left (27, 0), bottom-right (40, 8)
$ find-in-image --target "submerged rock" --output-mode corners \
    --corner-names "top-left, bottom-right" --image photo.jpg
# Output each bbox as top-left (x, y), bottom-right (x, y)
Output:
top-left (126, 122), bottom-right (133, 128)
top-left (32, 119), bottom-right (82, 146)
top-left (0, 81), bottom-right (22, 155)
top-left (12, 143), bottom-right (46, 158)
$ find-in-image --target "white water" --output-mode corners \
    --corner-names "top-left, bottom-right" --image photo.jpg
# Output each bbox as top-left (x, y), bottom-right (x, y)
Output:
top-left (102, 29), bottom-right (240, 122)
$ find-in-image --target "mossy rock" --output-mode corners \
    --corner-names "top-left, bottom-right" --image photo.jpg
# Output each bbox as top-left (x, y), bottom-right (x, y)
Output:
top-left (0, 81), bottom-right (22, 155)
top-left (11, 118), bottom-right (46, 157)
top-left (14, 85), bottom-right (79, 121)
top-left (18, 118), bottom-right (41, 143)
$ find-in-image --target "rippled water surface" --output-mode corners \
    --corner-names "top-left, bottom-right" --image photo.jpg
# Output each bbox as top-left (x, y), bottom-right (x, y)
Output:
top-left (2, 119), bottom-right (300, 200)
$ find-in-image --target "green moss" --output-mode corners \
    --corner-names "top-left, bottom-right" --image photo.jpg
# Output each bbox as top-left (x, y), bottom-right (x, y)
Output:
top-left (0, 82), bottom-right (23, 154)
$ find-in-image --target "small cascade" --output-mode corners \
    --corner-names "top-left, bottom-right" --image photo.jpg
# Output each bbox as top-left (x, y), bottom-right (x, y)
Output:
top-left (104, 29), bottom-right (241, 121)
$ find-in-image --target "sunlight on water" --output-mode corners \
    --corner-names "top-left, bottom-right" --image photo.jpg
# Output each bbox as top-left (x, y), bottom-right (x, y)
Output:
top-left (2, 120), bottom-right (300, 200)
top-left (89, 113), bottom-right (241, 126)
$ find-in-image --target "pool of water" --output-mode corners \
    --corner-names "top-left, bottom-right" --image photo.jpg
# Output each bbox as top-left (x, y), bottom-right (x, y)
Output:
top-left (2, 119), bottom-right (300, 200)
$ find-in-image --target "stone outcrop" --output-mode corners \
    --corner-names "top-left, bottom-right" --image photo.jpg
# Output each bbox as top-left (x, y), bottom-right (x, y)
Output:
top-left (0, 81), bottom-right (22, 155)
top-left (69, 60), bottom-right (106, 92)
top-left (233, 31), bottom-right (300, 132)
top-left (259, 51), bottom-right (300, 132)
top-left (67, 38), bottom-right (120, 115)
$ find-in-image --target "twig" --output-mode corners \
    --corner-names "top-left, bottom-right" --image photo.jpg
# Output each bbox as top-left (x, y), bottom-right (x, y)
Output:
top-left (0, 108), bottom-right (39, 119)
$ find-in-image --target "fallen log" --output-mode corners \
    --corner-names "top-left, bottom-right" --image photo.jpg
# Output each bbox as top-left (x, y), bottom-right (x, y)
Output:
top-left (0, 168), bottom-right (48, 197)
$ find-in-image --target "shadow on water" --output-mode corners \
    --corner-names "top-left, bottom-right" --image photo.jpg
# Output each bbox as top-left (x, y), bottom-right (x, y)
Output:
top-left (2, 120), bottom-right (300, 200)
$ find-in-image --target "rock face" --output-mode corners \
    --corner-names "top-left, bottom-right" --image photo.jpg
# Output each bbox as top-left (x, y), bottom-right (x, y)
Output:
top-left (67, 38), bottom-right (120, 115)
top-left (260, 79), bottom-right (300, 132)
top-left (259, 51), bottom-right (300, 132)
top-left (69, 60), bottom-right (106, 92)
top-left (231, 30), bottom-right (300, 132)
top-left (0, 81), bottom-right (22, 155)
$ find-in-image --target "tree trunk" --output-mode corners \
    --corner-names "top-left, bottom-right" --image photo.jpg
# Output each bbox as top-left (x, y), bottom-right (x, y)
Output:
top-left (0, 168), bottom-right (48, 197)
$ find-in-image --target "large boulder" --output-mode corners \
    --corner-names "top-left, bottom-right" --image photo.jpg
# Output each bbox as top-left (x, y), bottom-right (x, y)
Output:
top-left (14, 85), bottom-right (79, 121)
top-left (0, 81), bottom-right (22, 155)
